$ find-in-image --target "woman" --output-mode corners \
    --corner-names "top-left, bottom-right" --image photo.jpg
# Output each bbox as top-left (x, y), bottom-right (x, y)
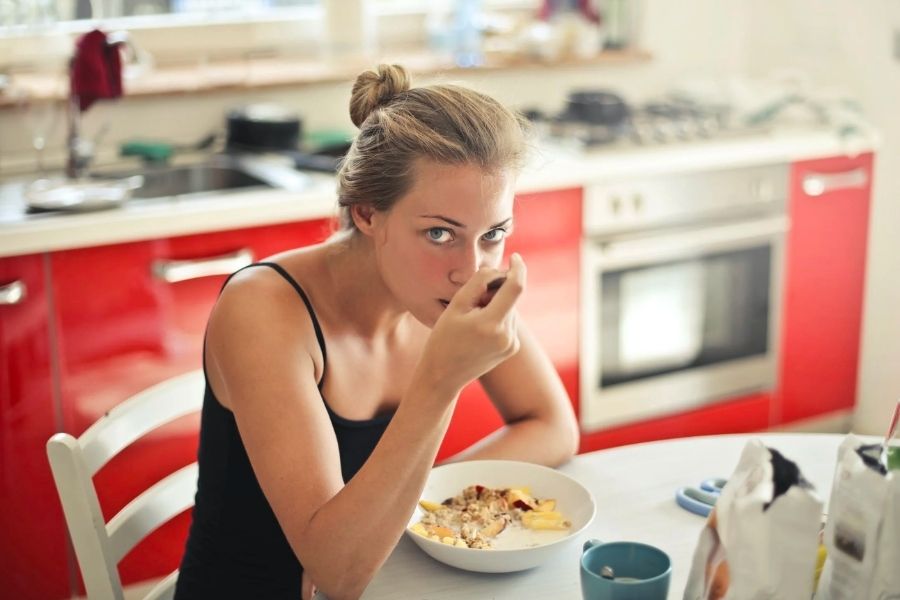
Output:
top-left (174, 64), bottom-right (579, 600)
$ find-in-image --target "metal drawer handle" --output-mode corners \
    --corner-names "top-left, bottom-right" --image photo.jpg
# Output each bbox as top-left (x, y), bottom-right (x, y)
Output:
top-left (152, 248), bottom-right (254, 283)
top-left (0, 280), bottom-right (27, 305)
top-left (802, 168), bottom-right (868, 197)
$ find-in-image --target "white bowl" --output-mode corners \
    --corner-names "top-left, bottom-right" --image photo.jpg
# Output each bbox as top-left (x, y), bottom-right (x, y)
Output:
top-left (405, 460), bottom-right (596, 573)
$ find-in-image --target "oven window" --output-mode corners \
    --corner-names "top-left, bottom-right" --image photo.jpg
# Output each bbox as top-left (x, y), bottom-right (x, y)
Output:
top-left (599, 246), bottom-right (771, 387)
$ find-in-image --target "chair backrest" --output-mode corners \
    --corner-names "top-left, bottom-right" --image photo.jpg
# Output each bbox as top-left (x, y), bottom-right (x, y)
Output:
top-left (47, 369), bottom-right (205, 600)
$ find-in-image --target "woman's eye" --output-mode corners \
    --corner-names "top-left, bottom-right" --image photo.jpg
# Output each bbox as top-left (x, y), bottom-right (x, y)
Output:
top-left (482, 228), bottom-right (507, 243)
top-left (426, 228), bottom-right (453, 243)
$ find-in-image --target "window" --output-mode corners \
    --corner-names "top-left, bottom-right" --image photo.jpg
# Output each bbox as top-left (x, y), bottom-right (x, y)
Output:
top-left (0, 1), bottom-right (539, 73)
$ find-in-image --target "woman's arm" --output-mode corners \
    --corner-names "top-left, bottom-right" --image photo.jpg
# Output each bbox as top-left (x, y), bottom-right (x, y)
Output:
top-left (206, 260), bottom-right (525, 600)
top-left (442, 320), bottom-right (580, 467)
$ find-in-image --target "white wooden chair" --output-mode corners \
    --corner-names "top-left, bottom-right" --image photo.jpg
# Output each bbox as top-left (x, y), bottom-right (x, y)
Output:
top-left (47, 369), bottom-right (205, 600)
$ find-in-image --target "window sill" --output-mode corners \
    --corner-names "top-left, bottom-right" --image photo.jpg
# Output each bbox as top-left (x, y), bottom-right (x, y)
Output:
top-left (0, 47), bottom-right (651, 109)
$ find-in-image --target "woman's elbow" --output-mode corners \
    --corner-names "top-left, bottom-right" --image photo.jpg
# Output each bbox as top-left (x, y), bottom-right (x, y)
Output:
top-left (564, 416), bottom-right (581, 460)
top-left (551, 410), bottom-right (580, 465)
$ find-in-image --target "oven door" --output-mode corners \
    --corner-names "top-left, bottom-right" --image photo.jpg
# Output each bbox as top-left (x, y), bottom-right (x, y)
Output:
top-left (580, 215), bottom-right (789, 431)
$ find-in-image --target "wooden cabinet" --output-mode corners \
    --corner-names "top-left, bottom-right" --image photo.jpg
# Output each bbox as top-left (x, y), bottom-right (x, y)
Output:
top-left (0, 254), bottom-right (71, 600)
top-left (776, 153), bottom-right (874, 423)
top-left (438, 188), bottom-right (583, 460)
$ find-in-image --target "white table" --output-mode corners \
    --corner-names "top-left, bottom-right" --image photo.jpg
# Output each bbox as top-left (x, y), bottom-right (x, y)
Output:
top-left (362, 433), bottom-right (861, 599)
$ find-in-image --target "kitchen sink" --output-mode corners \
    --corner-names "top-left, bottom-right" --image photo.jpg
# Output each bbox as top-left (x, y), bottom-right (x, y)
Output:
top-left (77, 153), bottom-right (323, 207)
top-left (125, 164), bottom-right (269, 199)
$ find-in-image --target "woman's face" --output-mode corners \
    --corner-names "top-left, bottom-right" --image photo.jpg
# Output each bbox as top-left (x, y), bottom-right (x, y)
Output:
top-left (365, 159), bottom-right (515, 327)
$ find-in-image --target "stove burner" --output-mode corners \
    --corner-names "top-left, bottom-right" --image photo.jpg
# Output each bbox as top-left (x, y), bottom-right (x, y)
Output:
top-left (533, 97), bottom-right (742, 148)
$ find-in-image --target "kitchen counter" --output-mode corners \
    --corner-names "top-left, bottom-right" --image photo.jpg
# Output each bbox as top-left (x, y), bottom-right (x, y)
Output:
top-left (0, 127), bottom-right (877, 258)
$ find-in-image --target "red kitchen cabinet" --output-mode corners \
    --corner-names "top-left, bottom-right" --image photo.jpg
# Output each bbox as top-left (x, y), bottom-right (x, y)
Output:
top-left (49, 218), bottom-right (330, 594)
top-left (0, 254), bottom-right (71, 600)
top-left (579, 392), bottom-right (771, 453)
top-left (438, 188), bottom-right (582, 460)
top-left (776, 153), bottom-right (874, 424)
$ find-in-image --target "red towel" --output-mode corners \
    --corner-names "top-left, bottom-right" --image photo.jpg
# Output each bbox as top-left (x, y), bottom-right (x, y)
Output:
top-left (70, 29), bottom-right (123, 112)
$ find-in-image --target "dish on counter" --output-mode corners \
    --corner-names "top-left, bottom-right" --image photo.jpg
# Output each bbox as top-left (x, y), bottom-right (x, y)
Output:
top-left (25, 176), bottom-right (142, 213)
top-left (405, 460), bottom-right (596, 573)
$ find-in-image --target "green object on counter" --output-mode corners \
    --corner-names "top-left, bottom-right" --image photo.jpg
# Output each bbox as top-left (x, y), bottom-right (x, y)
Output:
top-left (304, 129), bottom-right (353, 150)
top-left (120, 140), bottom-right (174, 163)
top-left (888, 446), bottom-right (900, 471)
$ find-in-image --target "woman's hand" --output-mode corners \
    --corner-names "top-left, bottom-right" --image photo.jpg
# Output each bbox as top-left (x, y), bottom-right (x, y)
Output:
top-left (418, 253), bottom-right (527, 397)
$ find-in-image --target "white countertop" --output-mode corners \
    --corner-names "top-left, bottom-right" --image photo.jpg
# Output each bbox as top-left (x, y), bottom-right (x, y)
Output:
top-left (360, 433), bottom-right (864, 600)
top-left (0, 127), bottom-right (877, 259)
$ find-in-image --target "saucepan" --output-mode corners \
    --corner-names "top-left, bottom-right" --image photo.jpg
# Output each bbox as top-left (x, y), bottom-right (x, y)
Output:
top-left (224, 103), bottom-right (351, 172)
top-left (564, 90), bottom-right (630, 126)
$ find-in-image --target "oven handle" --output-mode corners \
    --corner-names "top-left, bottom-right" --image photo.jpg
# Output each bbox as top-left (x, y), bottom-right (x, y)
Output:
top-left (592, 215), bottom-right (789, 270)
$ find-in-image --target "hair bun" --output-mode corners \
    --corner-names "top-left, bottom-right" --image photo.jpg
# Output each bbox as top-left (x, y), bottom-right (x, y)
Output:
top-left (349, 64), bottom-right (411, 128)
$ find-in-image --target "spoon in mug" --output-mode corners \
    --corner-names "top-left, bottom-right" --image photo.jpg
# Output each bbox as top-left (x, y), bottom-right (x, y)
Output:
top-left (879, 399), bottom-right (900, 470)
top-left (600, 565), bottom-right (615, 580)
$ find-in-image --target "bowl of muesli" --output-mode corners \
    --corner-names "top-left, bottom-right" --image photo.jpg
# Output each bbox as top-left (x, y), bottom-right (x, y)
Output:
top-left (405, 460), bottom-right (596, 573)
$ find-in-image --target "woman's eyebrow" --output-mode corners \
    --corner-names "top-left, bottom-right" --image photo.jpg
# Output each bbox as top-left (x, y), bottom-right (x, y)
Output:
top-left (419, 215), bottom-right (512, 229)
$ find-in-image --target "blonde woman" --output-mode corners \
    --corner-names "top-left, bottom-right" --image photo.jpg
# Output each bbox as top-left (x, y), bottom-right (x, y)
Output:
top-left (175, 64), bottom-right (579, 600)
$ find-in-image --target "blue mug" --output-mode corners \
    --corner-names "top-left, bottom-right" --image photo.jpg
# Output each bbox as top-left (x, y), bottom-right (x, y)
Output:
top-left (580, 539), bottom-right (672, 600)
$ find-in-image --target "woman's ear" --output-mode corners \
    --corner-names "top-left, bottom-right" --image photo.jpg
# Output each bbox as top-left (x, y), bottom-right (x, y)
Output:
top-left (350, 203), bottom-right (379, 236)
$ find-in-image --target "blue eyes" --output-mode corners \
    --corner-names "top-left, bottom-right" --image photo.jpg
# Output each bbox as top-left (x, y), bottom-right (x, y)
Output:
top-left (482, 229), bottom-right (504, 242)
top-left (426, 228), bottom-right (452, 243)
top-left (425, 227), bottom-right (508, 245)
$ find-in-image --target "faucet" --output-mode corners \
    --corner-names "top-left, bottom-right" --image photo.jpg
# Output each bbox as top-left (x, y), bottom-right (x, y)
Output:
top-left (65, 94), bottom-right (94, 179)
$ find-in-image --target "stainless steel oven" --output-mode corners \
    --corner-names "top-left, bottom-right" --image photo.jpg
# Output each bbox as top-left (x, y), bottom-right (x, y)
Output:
top-left (579, 163), bottom-right (790, 430)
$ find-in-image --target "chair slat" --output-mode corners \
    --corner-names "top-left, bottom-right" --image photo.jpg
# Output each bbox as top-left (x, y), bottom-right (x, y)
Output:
top-left (80, 370), bottom-right (205, 474)
top-left (107, 463), bottom-right (199, 563)
top-left (143, 570), bottom-right (179, 600)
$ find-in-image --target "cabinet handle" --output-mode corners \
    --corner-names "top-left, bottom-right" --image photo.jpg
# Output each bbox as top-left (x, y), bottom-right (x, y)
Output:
top-left (152, 248), bottom-right (254, 283)
top-left (802, 168), bottom-right (868, 197)
top-left (0, 280), bottom-right (26, 305)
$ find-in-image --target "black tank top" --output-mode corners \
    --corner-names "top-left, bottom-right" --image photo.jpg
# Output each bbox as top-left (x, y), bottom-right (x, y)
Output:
top-left (174, 262), bottom-right (395, 599)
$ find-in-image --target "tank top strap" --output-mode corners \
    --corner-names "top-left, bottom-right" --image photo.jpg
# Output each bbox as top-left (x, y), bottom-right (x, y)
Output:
top-left (227, 261), bottom-right (328, 388)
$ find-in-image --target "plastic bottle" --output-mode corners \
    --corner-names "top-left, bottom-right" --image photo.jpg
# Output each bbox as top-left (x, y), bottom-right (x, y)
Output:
top-left (452, 0), bottom-right (484, 68)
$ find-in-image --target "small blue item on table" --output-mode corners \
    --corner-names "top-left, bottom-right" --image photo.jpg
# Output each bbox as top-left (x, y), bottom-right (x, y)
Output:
top-left (675, 478), bottom-right (727, 517)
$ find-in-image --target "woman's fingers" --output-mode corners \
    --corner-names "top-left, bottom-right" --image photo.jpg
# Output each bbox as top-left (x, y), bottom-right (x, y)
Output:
top-left (448, 266), bottom-right (506, 311)
top-left (482, 253), bottom-right (526, 321)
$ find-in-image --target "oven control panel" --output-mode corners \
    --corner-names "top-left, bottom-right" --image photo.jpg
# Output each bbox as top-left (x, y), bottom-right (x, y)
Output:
top-left (583, 163), bottom-right (789, 237)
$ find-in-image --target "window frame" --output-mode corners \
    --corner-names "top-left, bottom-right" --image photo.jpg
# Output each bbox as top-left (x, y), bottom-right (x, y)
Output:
top-left (0, 0), bottom-right (539, 73)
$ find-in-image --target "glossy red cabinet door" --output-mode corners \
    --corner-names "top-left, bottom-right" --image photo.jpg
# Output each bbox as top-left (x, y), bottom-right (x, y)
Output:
top-left (0, 254), bottom-right (71, 600)
top-left (579, 392), bottom-right (771, 453)
top-left (777, 153), bottom-right (873, 423)
top-left (50, 219), bottom-right (330, 592)
top-left (438, 188), bottom-right (582, 460)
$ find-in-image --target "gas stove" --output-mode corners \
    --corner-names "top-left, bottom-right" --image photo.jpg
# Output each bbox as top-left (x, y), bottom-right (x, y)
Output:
top-left (535, 97), bottom-right (767, 148)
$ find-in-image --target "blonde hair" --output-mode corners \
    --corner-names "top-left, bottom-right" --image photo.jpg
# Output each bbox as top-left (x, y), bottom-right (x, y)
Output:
top-left (337, 64), bottom-right (530, 230)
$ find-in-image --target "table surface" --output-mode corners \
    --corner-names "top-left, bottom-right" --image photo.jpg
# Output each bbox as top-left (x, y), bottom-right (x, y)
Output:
top-left (361, 432), bottom-right (864, 599)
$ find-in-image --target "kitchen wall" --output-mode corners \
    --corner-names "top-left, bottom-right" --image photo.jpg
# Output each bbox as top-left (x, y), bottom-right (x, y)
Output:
top-left (740, 0), bottom-right (900, 434)
top-left (0, 0), bottom-right (750, 172)
top-left (2, 1), bottom-right (895, 432)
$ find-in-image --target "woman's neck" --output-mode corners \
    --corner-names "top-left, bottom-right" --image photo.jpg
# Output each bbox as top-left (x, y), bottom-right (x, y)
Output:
top-left (322, 231), bottom-right (410, 339)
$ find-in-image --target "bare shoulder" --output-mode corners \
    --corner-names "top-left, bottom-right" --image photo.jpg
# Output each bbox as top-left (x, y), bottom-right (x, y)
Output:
top-left (205, 262), bottom-right (324, 408)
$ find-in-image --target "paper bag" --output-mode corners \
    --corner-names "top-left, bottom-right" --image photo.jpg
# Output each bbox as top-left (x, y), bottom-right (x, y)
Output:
top-left (684, 439), bottom-right (824, 600)
top-left (814, 434), bottom-right (900, 600)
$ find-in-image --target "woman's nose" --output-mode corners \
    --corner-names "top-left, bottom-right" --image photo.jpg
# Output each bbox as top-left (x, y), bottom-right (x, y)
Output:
top-left (448, 244), bottom-right (482, 286)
